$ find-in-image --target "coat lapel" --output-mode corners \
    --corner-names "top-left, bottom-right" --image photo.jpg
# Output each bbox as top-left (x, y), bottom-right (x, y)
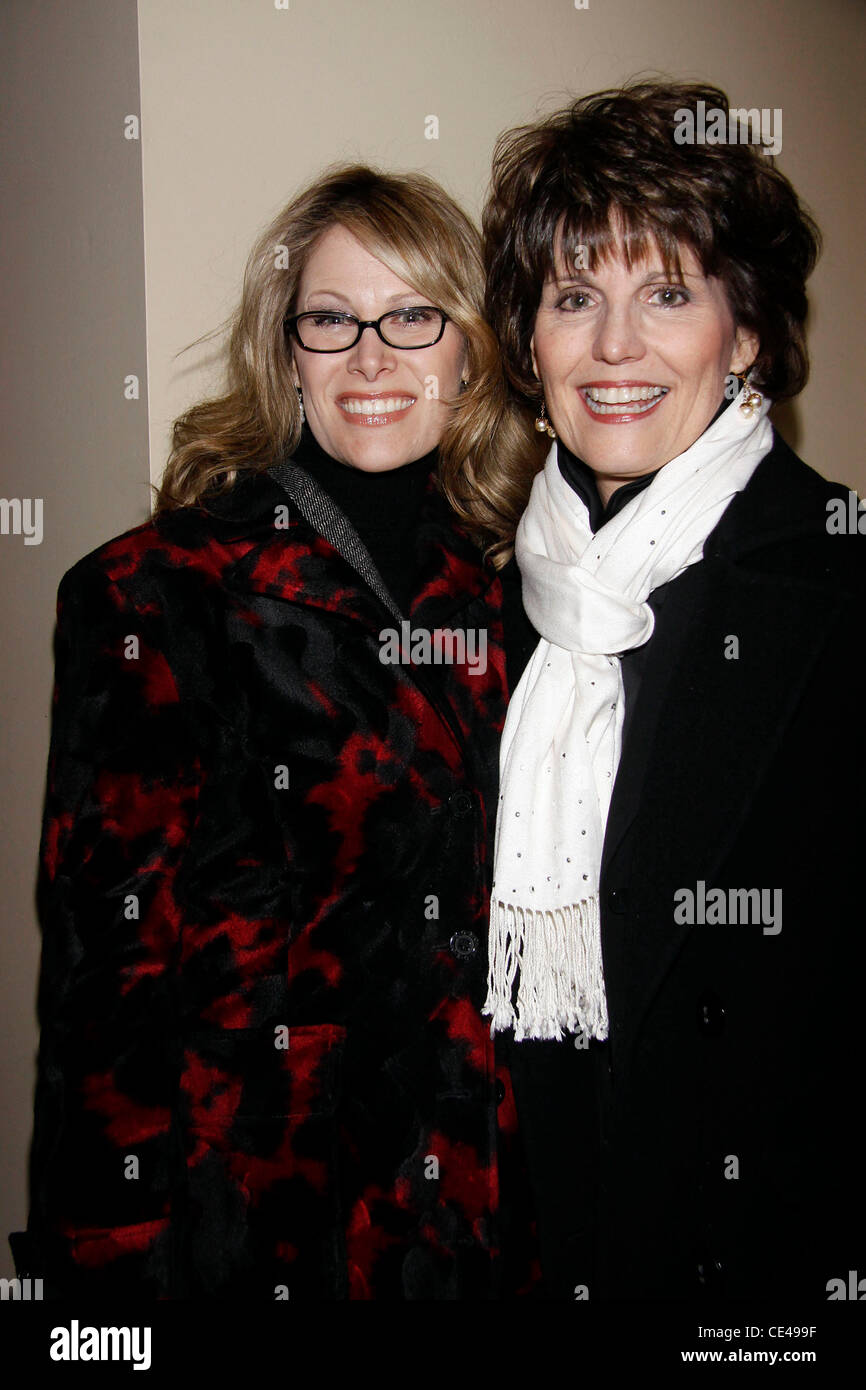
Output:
top-left (599, 570), bottom-right (700, 884)
top-left (265, 459), bottom-right (500, 765)
top-left (268, 458), bottom-right (401, 619)
top-left (166, 459), bottom-right (499, 767)
top-left (599, 437), bottom-right (849, 1060)
top-left (190, 460), bottom-right (495, 628)
top-left (189, 464), bottom-right (396, 636)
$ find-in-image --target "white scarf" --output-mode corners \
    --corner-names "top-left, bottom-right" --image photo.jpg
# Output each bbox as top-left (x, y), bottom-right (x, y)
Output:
top-left (484, 387), bottom-right (773, 1042)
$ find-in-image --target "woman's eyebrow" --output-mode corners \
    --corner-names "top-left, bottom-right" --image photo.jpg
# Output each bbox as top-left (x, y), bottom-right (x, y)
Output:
top-left (302, 288), bottom-right (428, 307)
top-left (547, 267), bottom-right (695, 288)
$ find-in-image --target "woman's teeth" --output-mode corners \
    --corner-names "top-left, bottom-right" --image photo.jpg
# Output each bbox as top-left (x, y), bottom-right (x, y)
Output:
top-left (584, 385), bottom-right (667, 414)
top-left (339, 397), bottom-right (415, 415)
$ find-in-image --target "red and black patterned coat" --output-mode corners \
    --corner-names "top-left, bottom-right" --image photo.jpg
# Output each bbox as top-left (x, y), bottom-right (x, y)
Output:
top-left (20, 458), bottom-right (535, 1300)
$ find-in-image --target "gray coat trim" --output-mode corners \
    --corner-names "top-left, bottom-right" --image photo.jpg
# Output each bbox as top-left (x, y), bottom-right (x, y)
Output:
top-left (268, 459), bottom-right (402, 620)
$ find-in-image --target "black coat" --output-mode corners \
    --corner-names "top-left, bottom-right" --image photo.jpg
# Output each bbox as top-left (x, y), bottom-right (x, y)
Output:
top-left (500, 431), bottom-right (866, 1300)
top-left (15, 456), bottom-right (536, 1300)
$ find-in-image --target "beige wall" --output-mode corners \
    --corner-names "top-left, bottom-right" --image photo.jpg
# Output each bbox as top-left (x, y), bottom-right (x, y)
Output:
top-left (2, 0), bottom-right (863, 1279)
top-left (0, 0), bottom-right (149, 1275)
top-left (139, 0), bottom-right (865, 491)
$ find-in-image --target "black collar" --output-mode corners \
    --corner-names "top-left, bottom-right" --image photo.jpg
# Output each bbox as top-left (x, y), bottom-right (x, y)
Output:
top-left (288, 424), bottom-right (438, 534)
top-left (556, 445), bottom-right (655, 533)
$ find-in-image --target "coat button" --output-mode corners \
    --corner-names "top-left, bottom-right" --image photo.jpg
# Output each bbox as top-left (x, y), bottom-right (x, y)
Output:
top-left (696, 992), bottom-right (726, 1036)
top-left (495, 1078), bottom-right (506, 1105)
top-left (448, 790), bottom-right (473, 818)
top-left (450, 931), bottom-right (478, 959)
top-left (696, 1253), bottom-right (724, 1289)
top-left (606, 887), bottom-right (626, 914)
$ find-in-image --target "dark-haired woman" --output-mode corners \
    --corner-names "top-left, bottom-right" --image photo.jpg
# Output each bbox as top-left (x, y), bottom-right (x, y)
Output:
top-left (13, 165), bottom-right (538, 1300)
top-left (445, 80), bottom-right (865, 1300)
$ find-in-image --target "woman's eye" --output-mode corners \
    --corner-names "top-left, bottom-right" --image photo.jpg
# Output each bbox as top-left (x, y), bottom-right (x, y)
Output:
top-left (393, 307), bottom-right (435, 324)
top-left (649, 286), bottom-right (689, 307)
top-left (310, 313), bottom-right (350, 328)
top-left (557, 292), bottom-right (592, 311)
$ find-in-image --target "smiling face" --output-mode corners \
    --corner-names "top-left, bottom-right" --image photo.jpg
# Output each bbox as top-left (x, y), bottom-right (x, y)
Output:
top-left (289, 224), bottom-right (467, 472)
top-left (530, 238), bottom-right (759, 502)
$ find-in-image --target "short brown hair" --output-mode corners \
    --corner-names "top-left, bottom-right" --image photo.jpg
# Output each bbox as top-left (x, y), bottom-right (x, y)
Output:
top-left (483, 78), bottom-right (821, 405)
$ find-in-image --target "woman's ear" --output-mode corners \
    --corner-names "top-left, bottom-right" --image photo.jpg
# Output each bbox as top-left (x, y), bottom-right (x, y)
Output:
top-left (529, 332), bottom-right (539, 382)
top-left (457, 333), bottom-right (469, 385)
top-left (730, 325), bottom-right (760, 377)
top-left (290, 351), bottom-right (301, 390)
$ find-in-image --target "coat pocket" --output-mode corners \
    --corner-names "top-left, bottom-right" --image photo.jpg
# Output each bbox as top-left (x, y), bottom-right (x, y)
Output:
top-left (179, 1023), bottom-right (348, 1298)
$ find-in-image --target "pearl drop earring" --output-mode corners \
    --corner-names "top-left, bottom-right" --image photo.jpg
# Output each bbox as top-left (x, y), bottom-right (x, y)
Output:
top-left (738, 373), bottom-right (763, 418)
top-left (534, 399), bottom-right (556, 439)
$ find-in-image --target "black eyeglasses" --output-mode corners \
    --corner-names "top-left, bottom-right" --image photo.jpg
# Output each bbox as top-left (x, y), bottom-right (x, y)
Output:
top-left (285, 307), bottom-right (449, 352)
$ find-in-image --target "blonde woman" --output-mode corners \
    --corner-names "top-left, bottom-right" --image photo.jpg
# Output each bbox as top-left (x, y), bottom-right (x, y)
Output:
top-left (16, 166), bottom-right (538, 1300)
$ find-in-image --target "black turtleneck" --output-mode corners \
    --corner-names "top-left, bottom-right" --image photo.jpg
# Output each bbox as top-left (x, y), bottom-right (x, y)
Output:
top-left (289, 424), bottom-right (438, 614)
top-left (556, 445), bottom-right (656, 533)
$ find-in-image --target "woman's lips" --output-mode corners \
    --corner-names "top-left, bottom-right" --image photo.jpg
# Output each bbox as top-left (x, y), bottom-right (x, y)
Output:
top-left (579, 382), bottom-right (668, 424)
top-left (337, 394), bottom-right (417, 426)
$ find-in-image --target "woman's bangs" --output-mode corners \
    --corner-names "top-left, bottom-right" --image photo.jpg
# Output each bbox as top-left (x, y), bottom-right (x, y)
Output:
top-left (554, 207), bottom-right (689, 282)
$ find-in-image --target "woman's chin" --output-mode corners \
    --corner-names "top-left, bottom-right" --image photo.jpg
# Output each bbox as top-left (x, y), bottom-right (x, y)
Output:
top-left (312, 431), bottom-right (422, 472)
top-left (562, 435), bottom-right (663, 480)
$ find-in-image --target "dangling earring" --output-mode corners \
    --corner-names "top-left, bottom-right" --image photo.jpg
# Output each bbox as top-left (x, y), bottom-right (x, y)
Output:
top-left (535, 398), bottom-right (556, 439)
top-left (296, 386), bottom-right (305, 424)
top-left (738, 372), bottom-right (763, 418)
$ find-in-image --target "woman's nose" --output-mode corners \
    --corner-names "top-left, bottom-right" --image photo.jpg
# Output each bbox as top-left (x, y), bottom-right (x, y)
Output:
top-left (592, 305), bottom-right (645, 364)
top-left (348, 323), bottom-right (397, 377)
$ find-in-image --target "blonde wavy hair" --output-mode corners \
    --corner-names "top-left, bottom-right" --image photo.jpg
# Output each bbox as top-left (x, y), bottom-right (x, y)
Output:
top-left (155, 163), bottom-right (542, 565)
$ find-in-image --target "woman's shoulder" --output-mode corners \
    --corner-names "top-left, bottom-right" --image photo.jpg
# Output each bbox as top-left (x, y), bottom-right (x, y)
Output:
top-left (57, 513), bottom-right (221, 614)
top-left (710, 429), bottom-right (865, 597)
top-left (57, 469), bottom-right (292, 605)
top-left (56, 464), bottom-right (506, 625)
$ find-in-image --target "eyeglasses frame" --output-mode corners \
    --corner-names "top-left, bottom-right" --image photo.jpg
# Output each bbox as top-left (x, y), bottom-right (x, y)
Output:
top-left (284, 307), bottom-right (450, 353)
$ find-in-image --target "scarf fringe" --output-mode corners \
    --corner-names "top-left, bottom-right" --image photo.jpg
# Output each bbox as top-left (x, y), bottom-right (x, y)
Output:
top-left (483, 895), bottom-right (609, 1042)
